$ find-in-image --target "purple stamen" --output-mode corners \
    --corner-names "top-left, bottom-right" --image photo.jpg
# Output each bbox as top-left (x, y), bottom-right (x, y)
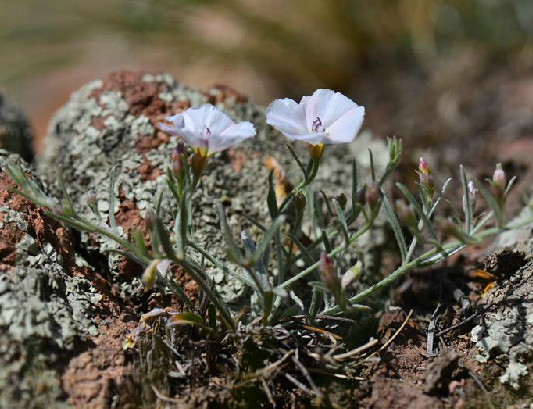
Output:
top-left (312, 117), bottom-right (322, 132)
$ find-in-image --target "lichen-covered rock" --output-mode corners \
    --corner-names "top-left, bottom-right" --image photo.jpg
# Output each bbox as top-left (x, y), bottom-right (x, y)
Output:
top-left (470, 205), bottom-right (533, 390)
top-left (37, 71), bottom-right (388, 302)
top-left (0, 150), bottom-right (100, 408)
top-left (0, 89), bottom-right (33, 162)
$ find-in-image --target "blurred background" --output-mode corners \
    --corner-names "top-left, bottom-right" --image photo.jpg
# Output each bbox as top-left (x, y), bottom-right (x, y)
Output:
top-left (2, 0), bottom-right (533, 154)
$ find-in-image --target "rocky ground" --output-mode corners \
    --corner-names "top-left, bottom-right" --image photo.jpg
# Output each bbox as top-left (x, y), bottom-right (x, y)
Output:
top-left (0, 69), bottom-right (532, 408)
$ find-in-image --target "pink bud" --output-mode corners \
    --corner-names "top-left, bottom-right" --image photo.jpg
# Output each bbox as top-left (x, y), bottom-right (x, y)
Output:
top-left (419, 157), bottom-right (430, 174)
top-left (366, 184), bottom-right (379, 210)
top-left (320, 253), bottom-right (338, 290)
top-left (493, 163), bottom-right (506, 189)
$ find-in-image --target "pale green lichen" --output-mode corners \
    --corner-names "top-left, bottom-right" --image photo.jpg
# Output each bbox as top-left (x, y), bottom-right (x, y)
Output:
top-left (0, 150), bottom-right (99, 408)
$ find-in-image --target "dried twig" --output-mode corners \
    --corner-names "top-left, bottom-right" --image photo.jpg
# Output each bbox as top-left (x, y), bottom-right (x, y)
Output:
top-left (333, 338), bottom-right (379, 361)
top-left (371, 309), bottom-right (413, 356)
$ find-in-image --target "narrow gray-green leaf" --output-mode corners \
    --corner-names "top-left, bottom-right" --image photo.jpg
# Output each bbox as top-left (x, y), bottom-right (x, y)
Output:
top-left (216, 202), bottom-right (242, 263)
top-left (397, 183), bottom-right (439, 244)
top-left (381, 190), bottom-right (407, 263)
top-left (253, 216), bottom-right (284, 265)
top-left (472, 177), bottom-right (503, 228)
top-left (108, 164), bottom-right (121, 232)
top-left (460, 165), bottom-right (472, 234)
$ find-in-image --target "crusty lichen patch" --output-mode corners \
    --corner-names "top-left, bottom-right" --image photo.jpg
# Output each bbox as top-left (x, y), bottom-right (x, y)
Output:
top-left (0, 150), bottom-right (101, 408)
top-left (470, 207), bottom-right (533, 390)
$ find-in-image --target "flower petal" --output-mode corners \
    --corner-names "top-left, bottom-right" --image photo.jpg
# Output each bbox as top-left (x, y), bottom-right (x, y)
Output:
top-left (279, 132), bottom-right (327, 145)
top-left (266, 98), bottom-right (308, 137)
top-left (324, 105), bottom-right (365, 144)
top-left (158, 122), bottom-right (180, 135)
top-left (305, 89), bottom-right (357, 131)
top-left (209, 121), bottom-right (256, 153)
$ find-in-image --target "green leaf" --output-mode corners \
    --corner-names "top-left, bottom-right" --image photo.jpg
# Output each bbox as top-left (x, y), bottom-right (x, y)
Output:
top-left (167, 313), bottom-right (213, 332)
top-left (267, 170), bottom-right (278, 219)
top-left (108, 164), bottom-right (121, 233)
top-left (381, 189), bottom-right (407, 263)
top-left (472, 176), bottom-right (503, 228)
top-left (368, 148), bottom-right (376, 182)
top-left (253, 216), bottom-right (284, 265)
top-left (216, 202), bottom-right (243, 263)
top-left (460, 165), bottom-right (472, 234)
top-left (397, 183), bottom-right (439, 244)
top-left (332, 198), bottom-right (350, 250)
top-left (154, 216), bottom-right (176, 261)
top-left (132, 229), bottom-right (149, 259)
top-left (57, 169), bottom-right (76, 217)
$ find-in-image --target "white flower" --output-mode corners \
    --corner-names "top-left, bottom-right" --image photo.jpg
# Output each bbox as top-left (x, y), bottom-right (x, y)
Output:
top-left (266, 89), bottom-right (365, 145)
top-left (159, 104), bottom-right (256, 156)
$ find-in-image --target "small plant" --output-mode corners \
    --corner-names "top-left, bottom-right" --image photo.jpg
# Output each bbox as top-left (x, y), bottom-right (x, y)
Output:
top-left (6, 89), bottom-right (533, 333)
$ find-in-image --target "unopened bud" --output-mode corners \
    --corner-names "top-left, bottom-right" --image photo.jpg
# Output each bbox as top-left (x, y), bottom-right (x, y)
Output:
top-left (308, 143), bottom-right (325, 162)
top-left (491, 163), bottom-right (506, 205)
top-left (191, 151), bottom-right (208, 178)
top-left (366, 184), bottom-right (379, 210)
top-left (468, 181), bottom-right (477, 210)
top-left (336, 193), bottom-right (347, 211)
top-left (172, 157), bottom-right (183, 177)
top-left (293, 191), bottom-right (307, 212)
top-left (419, 157), bottom-right (430, 174)
top-left (145, 212), bottom-right (154, 230)
top-left (418, 157), bottom-right (435, 201)
top-left (142, 259), bottom-right (159, 292)
top-left (493, 163), bottom-right (506, 188)
top-left (355, 185), bottom-right (367, 206)
top-left (320, 253), bottom-right (339, 291)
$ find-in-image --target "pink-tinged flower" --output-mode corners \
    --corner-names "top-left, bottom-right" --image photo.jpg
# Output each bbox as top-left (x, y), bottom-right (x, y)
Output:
top-left (265, 89), bottom-right (365, 146)
top-left (159, 104), bottom-right (256, 156)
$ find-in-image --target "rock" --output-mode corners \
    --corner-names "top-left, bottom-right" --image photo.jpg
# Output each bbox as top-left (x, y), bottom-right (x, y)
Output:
top-left (0, 89), bottom-right (33, 162)
top-left (470, 205), bottom-right (533, 390)
top-left (37, 71), bottom-right (389, 303)
top-left (0, 150), bottom-right (99, 408)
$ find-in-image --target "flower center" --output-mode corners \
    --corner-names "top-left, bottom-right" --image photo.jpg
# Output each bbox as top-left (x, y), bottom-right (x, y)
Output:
top-left (312, 117), bottom-right (323, 133)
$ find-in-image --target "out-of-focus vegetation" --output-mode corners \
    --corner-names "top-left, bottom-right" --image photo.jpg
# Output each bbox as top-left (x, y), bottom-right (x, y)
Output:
top-left (2, 0), bottom-right (533, 104)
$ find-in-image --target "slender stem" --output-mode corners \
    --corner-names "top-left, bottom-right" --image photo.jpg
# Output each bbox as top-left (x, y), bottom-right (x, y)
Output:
top-left (321, 218), bottom-right (533, 316)
top-left (279, 159), bottom-right (320, 214)
top-left (280, 215), bottom-right (376, 289)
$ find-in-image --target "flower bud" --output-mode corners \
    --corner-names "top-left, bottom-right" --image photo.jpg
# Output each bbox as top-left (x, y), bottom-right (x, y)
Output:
top-left (492, 163), bottom-right (506, 189)
top-left (308, 143), bottom-right (325, 162)
top-left (355, 185), bottom-right (367, 206)
top-left (293, 191), bottom-right (307, 212)
top-left (320, 253), bottom-right (339, 291)
top-left (191, 151), bottom-right (208, 178)
top-left (336, 193), bottom-right (348, 210)
top-left (145, 212), bottom-right (154, 231)
top-left (142, 259), bottom-right (159, 292)
top-left (419, 157), bottom-right (430, 175)
top-left (366, 183), bottom-right (379, 210)
top-left (491, 163), bottom-right (506, 205)
top-left (418, 157), bottom-right (435, 202)
top-left (468, 181), bottom-right (477, 210)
